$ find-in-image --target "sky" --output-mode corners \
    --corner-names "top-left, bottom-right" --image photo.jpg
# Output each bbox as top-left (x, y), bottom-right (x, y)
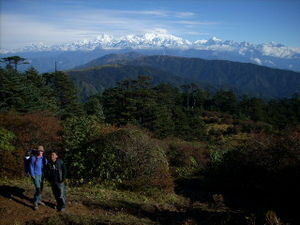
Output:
top-left (1, 0), bottom-right (300, 50)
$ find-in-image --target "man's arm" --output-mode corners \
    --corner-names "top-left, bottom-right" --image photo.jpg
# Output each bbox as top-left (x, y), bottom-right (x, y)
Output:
top-left (43, 158), bottom-right (49, 179)
top-left (61, 160), bottom-right (67, 182)
top-left (29, 156), bottom-right (35, 178)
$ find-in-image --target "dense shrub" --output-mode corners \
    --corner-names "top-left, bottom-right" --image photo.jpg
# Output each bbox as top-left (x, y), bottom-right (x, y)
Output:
top-left (204, 131), bottom-right (300, 224)
top-left (63, 116), bottom-right (110, 181)
top-left (65, 126), bottom-right (173, 191)
top-left (63, 116), bottom-right (101, 152)
top-left (166, 141), bottom-right (209, 177)
top-left (237, 120), bottom-right (272, 133)
top-left (0, 111), bottom-right (62, 177)
top-left (100, 128), bottom-right (173, 190)
top-left (224, 126), bottom-right (239, 135)
top-left (0, 112), bottom-right (62, 151)
top-left (0, 127), bottom-right (16, 151)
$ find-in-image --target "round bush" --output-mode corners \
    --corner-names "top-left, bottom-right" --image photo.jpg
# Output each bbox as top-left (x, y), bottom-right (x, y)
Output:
top-left (68, 127), bottom-right (174, 191)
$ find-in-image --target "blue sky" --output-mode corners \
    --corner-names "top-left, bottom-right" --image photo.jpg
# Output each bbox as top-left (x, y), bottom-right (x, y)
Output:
top-left (1, 0), bottom-right (300, 49)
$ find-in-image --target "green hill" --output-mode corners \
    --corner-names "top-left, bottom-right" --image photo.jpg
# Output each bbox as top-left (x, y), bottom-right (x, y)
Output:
top-left (75, 53), bottom-right (300, 99)
top-left (68, 63), bottom-right (195, 100)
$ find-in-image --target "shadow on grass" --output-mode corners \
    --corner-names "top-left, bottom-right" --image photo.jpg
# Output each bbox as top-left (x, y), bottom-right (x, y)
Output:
top-left (174, 176), bottom-right (213, 203)
top-left (175, 173), bottom-right (300, 225)
top-left (82, 198), bottom-right (247, 225)
top-left (0, 185), bottom-right (33, 208)
top-left (0, 185), bottom-right (55, 210)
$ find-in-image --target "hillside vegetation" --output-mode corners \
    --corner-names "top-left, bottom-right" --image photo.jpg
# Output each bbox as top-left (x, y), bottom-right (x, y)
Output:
top-left (68, 64), bottom-right (190, 100)
top-left (0, 61), bottom-right (300, 225)
top-left (70, 53), bottom-right (300, 99)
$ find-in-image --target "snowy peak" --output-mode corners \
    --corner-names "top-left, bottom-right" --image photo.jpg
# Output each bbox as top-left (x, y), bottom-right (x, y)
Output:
top-left (110, 32), bottom-right (191, 49)
top-left (206, 36), bottom-right (222, 44)
top-left (9, 32), bottom-right (191, 51)
top-left (192, 38), bottom-right (300, 59)
top-left (2, 32), bottom-right (300, 71)
top-left (5, 32), bottom-right (299, 58)
top-left (95, 34), bottom-right (114, 43)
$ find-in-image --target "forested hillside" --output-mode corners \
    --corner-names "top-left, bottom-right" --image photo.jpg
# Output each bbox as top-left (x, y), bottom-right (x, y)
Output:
top-left (1, 62), bottom-right (300, 225)
top-left (73, 53), bottom-right (300, 99)
top-left (68, 64), bottom-right (192, 100)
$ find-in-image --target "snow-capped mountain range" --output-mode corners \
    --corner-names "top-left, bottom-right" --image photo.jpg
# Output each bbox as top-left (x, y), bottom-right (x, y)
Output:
top-left (1, 32), bottom-right (300, 72)
top-left (4, 32), bottom-right (300, 57)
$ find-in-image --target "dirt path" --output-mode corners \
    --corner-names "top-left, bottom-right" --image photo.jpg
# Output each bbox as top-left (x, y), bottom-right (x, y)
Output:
top-left (0, 184), bottom-right (104, 225)
top-left (0, 180), bottom-right (249, 225)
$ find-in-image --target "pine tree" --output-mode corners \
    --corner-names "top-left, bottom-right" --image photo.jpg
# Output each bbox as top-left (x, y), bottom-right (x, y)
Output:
top-left (239, 96), bottom-right (267, 121)
top-left (0, 67), bottom-right (26, 111)
top-left (45, 71), bottom-right (83, 117)
top-left (1, 56), bottom-right (29, 71)
top-left (213, 90), bottom-right (238, 114)
top-left (84, 96), bottom-right (105, 122)
top-left (25, 67), bottom-right (59, 112)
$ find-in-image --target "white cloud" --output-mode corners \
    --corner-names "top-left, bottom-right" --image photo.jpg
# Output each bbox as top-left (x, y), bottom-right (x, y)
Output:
top-left (185, 31), bottom-right (210, 35)
top-left (77, 9), bottom-right (169, 17)
top-left (0, 8), bottom-right (217, 50)
top-left (151, 28), bottom-right (169, 34)
top-left (175, 12), bottom-right (195, 18)
top-left (0, 13), bottom-right (103, 49)
top-left (133, 10), bottom-right (169, 16)
top-left (175, 20), bottom-right (219, 25)
top-left (252, 57), bottom-right (262, 65)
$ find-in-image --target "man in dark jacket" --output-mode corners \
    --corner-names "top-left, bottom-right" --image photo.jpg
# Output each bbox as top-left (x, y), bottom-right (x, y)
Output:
top-left (46, 151), bottom-right (67, 211)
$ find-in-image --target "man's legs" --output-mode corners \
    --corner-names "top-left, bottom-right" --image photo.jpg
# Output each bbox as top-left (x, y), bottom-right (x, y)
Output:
top-left (33, 175), bottom-right (44, 208)
top-left (51, 183), bottom-right (59, 208)
top-left (52, 182), bottom-right (67, 211)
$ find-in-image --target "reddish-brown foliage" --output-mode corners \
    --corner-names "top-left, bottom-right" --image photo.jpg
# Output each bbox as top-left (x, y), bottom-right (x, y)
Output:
top-left (0, 111), bottom-right (63, 177)
top-left (205, 129), bottom-right (300, 224)
top-left (165, 140), bottom-right (210, 177)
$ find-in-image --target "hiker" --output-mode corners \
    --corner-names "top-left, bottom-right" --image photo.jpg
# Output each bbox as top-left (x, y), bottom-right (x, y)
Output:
top-left (29, 145), bottom-right (47, 210)
top-left (46, 151), bottom-right (67, 212)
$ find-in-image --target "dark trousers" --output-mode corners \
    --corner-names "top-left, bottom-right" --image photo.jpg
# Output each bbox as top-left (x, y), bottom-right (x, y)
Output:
top-left (51, 182), bottom-right (67, 209)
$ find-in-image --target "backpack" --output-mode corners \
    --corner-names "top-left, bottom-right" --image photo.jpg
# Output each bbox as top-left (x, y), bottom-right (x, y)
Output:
top-left (24, 149), bottom-right (37, 174)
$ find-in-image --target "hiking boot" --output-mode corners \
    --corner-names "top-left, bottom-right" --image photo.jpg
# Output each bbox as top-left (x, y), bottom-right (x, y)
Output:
top-left (39, 202), bottom-right (46, 206)
top-left (59, 208), bottom-right (66, 212)
top-left (34, 204), bottom-right (39, 210)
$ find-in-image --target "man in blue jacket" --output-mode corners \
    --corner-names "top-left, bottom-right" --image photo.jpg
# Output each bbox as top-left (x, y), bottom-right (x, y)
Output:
top-left (29, 145), bottom-right (47, 210)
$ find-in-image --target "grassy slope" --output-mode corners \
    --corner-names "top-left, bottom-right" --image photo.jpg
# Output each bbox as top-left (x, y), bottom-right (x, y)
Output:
top-left (0, 177), bottom-right (247, 225)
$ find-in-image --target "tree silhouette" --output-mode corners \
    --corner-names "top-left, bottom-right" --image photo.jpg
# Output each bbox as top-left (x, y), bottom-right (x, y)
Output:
top-left (1, 56), bottom-right (29, 71)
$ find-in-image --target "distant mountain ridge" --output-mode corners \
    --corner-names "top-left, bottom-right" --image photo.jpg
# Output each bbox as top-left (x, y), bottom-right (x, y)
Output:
top-left (3, 33), bottom-right (300, 58)
top-left (1, 32), bottom-right (300, 72)
top-left (68, 63), bottom-right (195, 100)
top-left (68, 53), bottom-right (300, 99)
